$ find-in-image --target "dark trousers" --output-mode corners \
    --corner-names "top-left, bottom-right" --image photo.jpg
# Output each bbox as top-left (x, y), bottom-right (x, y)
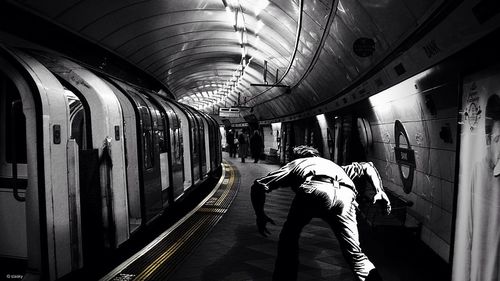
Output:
top-left (273, 181), bottom-right (381, 281)
top-left (251, 151), bottom-right (260, 163)
top-left (228, 144), bottom-right (236, 157)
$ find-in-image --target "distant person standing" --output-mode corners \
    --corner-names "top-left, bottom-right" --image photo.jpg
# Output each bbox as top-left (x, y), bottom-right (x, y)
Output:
top-left (250, 130), bottom-right (264, 163)
top-left (238, 130), bottom-right (248, 163)
top-left (226, 129), bottom-right (236, 157)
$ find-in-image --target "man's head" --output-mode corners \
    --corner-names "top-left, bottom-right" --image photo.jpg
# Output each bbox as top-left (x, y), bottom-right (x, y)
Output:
top-left (291, 145), bottom-right (320, 160)
top-left (485, 94), bottom-right (500, 174)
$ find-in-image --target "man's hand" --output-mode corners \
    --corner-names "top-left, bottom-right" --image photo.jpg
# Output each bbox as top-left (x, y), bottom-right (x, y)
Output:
top-left (256, 213), bottom-right (276, 237)
top-left (373, 192), bottom-right (391, 215)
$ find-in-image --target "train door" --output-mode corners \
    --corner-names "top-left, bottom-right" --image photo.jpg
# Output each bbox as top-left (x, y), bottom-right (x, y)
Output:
top-left (148, 94), bottom-right (185, 202)
top-left (1, 49), bottom-right (84, 280)
top-left (165, 101), bottom-right (193, 190)
top-left (165, 104), bottom-right (185, 200)
top-left (142, 92), bottom-right (170, 209)
top-left (181, 106), bottom-right (201, 184)
top-left (199, 113), bottom-right (212, 174)
top-left (0, 61), bottom-right (29, 267)
top-left (191, 113), bottom-right (202, 182)
top-left (32, 53), bottom-right (129, 255)
top-left (199, 115), bottom-right (208, 177)
top-left (200, 112), bottom-right (217, 173)
top-left (101, 80), bottom-right (142, 233)
top-left (215, 118), bottom-right (222, 167)
top-left (190, 109), bottom-right (208, 177)
top-left (111, 81), bottom-right (163, 224)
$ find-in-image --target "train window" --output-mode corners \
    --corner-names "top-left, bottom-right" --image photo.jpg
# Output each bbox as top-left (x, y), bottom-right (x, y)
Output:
top-left (1, 72), bottom-right (27, 164)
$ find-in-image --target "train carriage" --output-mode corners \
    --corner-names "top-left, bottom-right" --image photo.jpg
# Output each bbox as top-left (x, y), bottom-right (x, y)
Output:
top-left (1, 47), bottom-right (84, 280)
top-left (0, 46), bottom-right (222, 281)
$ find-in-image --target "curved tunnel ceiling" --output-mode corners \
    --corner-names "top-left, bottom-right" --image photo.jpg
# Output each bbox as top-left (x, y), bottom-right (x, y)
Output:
top-left (9, 0), bottom-right (443, 120)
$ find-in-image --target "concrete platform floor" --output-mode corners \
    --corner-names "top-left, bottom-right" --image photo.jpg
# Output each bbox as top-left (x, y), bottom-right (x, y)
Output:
top-left (168, 152), bottom-right (451, 281)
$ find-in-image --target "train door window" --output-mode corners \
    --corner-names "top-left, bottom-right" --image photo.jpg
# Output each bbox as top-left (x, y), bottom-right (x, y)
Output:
top-left (2, 72), bottom-right (27, 165)
top-left (145, 96), bottom-right (167, 154)
top-left (143, 129), bottom-right (154, 169)
top-left (170, 111), bottom-right (183, 165)
top-left (195, 113), bottom-right (206, 170)
top-left (64, 89), bottom-right (88, 149)
top-left (174, 119), bottom-right (182, 161)
top-left (140, 94), bottom-right (163, 172)
top-left (186, 110), bottom-right (199, 157)
top-left (157, 110), bottom-right (167, 154)
top-left (162, 101), bottom-right (184, 177)
top-left (130, 92), bottom-right (154, 170)
top-left (53, 76), bottom-right (92, 149)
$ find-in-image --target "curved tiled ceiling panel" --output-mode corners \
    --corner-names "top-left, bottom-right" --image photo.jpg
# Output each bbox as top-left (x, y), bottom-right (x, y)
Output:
top-left (10, 0), bottom-right (442, 120)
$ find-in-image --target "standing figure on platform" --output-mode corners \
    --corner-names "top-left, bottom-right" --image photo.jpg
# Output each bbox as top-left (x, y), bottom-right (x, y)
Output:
top-left (250, 145), bottom-right (391, 281)
top-left (250, 130), bottom-right (264, 163)
top-left (226, 129), bottom-right (236, 157)
top-left (238, 129), bottom-right (249, 163)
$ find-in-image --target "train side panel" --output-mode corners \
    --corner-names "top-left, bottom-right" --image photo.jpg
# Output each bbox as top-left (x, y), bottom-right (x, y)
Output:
top-left (32, 53), bottom-right (130, 248)
top-left (6, 49), bottom-right (82, 280)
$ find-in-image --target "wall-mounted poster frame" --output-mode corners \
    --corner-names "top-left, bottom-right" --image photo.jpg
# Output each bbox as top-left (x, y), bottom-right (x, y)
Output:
top-left (453, 64), bottom-right (500, 281)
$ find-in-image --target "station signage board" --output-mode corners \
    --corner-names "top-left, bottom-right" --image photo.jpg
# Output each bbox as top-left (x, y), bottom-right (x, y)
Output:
top-left (219, 107), bottom-right (240, 118)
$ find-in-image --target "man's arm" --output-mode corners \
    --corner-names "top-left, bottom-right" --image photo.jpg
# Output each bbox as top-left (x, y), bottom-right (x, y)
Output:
top-left (251, 181), bottom-right (275, 237)
top-left (250, 161), bottom-right (297, 236)
top-left (360, 162), bottom-right (385, 193)
top-left (251, 181), bottom-right (266, 217)
top-left (358, 162), bottom-right (392, 215)
top-left (342, 162), bottom-right (391, 214)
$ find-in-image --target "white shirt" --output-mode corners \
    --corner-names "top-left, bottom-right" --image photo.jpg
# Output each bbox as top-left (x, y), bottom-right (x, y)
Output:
top-left (254, 157), bottom-right (366, 194)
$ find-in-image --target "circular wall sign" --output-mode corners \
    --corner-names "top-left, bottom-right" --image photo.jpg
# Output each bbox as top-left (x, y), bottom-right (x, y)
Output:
top-left (394, 120), bottom-right (416, 194)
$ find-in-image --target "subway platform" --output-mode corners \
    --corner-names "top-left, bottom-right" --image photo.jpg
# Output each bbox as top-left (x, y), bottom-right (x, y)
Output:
top-left (103, 152), bottom-right (451, 281)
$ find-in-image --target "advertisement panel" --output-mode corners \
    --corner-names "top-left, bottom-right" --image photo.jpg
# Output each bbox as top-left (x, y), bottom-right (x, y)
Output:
top-left (453, 65), bottom-right (500, 281)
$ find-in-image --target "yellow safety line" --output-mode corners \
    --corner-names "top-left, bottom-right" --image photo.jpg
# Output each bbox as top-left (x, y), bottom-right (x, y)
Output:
top-left (100, 162), bottom-right (229, 281)
top-left (197, 207), bottom-right (227, 214)
top-left (134, 215), bottom-right (211, 280)
top-left (215, 165), bottom-right (235, 206)
top-left (134, 161), bottom-right (238, 280)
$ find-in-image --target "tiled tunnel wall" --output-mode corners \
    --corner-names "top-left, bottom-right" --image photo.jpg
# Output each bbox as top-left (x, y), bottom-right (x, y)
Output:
top-left (362, 68), bottom-right (458, 262)
top-left (268, 66), bottom-right (460, 263)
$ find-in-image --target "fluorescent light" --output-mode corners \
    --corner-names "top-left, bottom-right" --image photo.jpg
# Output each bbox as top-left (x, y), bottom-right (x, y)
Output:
top-left (236, 11), bottom-right (245, 29)
top-left (252, 0), bottom-right (269, 16)
top-left (255, 20), bottom-right (264, 34)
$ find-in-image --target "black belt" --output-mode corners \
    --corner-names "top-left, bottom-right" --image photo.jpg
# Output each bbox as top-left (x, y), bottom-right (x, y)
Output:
top-left (310, 175), bottom-right (355, 191)
top-left (310, 175), bottom-right (334, 183)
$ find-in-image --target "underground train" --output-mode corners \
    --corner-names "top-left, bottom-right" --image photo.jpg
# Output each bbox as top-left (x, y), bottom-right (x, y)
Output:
top-left (0, 46), bottom-right (222, 280)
